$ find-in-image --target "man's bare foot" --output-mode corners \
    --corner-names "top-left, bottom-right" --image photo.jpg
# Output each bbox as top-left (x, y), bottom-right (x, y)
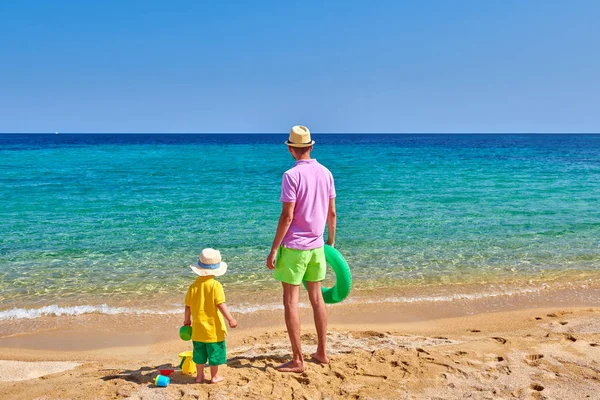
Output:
top-left (310, 352), bottom-right (329, 364)
top-left (276, 360), bottom-right (305, 373)
top-left (195, 375), bottom-right (204, 383)
top-left (211, 375), bottom-right (225, 384)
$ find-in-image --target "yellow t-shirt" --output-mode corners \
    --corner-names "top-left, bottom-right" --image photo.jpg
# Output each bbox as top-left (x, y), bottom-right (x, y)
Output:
top-left (185, 276), bottom-right (227, 342)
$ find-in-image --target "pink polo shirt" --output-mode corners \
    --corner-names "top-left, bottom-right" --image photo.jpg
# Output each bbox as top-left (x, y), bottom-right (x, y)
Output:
top-left (280, 159), bottom-right (336, 250)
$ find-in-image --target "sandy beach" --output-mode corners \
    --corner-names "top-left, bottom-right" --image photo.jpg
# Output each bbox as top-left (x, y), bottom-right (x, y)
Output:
top-left (1, 287), bottom-right (599, 400)
top-left (3, 0), bottom-right (600, 397)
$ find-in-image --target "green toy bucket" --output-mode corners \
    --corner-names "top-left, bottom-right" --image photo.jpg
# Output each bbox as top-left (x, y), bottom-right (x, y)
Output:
top-left (179, 326), bottom-right (192, 341)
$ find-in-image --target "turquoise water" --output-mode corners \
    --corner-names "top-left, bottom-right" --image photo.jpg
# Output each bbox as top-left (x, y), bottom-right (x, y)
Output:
top-left (1, 134), bottom-right (600, 314)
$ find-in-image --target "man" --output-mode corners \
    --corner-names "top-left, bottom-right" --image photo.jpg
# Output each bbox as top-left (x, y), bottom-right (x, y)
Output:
top-left (266, 125), bottom-right (337, 373)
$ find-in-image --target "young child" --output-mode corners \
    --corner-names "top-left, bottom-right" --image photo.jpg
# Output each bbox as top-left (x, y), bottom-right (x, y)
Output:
top-left (184, 248), bottom-right (237, 383)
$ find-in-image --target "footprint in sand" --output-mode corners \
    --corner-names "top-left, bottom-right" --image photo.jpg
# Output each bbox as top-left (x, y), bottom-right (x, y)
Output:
top-left (558, 321), bottom-right (568, 325)
top-left (534, 317), bottom-right (543, 320)
top-left (547, 313), bottom-right (557, 318)
top-left (491, 337), bottom-right (507, 344)
top-left (530, 383), bottom-right (544, 392)
top-left (525, 354), bottom-right (544, 364)
top-left (293, 375), bottom-right (311, 385)
top-left (590, 343), bottom-right (598, 347)
top-left (484, 354), bottom-right (504, 362)
top-left (358, 373), bottom-right (388, 381)
top-left (563, 334), bottom-right (577, 342)
top-left (468, 329), bottom-right (481, 333)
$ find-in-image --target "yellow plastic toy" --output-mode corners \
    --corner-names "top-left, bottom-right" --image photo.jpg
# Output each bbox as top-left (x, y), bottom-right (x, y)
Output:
top-left (178, 351), bottom-right (197, 375)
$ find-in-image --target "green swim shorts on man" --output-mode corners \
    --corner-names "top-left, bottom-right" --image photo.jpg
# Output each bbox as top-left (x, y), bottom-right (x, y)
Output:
top-left (266, 125), bottom-right (337, 373)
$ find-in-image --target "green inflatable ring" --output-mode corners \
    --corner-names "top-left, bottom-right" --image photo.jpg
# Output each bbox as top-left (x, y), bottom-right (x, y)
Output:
top-left (303, 245), bottom-right (352, 304)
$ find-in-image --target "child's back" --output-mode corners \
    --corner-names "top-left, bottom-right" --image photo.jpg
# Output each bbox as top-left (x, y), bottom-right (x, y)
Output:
top-left (186, 276), bottom-right (227, 342)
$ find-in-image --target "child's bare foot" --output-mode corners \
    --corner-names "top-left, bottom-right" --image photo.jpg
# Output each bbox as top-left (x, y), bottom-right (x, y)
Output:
top-left (276, 360), bottom-right (305, 373)
top-left (310, 352), bottom-right (329, 364)
top-left (195, 375), bottom-right (204, 383)
top-left (210, 375), bottom-right (225, 384)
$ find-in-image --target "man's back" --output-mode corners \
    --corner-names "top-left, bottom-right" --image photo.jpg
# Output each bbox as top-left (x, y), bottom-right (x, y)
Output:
top-left (280, 159), bottom-right (336, 250)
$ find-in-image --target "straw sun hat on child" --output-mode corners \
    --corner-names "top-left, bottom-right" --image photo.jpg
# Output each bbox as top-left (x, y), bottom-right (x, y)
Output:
top-left (190, 248), bottom-right (228, 277)
top-left (285, 125), bottom-right (315, 147)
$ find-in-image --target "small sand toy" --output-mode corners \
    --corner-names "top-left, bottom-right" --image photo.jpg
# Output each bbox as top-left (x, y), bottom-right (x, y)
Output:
top-left (159, 369), bottom-right (175, 376)
top-left (154, 374), bottom-right (170, 387)
top-left (178, 351), bottom-right (197, 375)
top-left (179, 325), bottom-right (192, 341)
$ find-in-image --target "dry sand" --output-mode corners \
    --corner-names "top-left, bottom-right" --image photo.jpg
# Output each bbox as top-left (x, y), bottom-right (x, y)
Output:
top-left (1, 304), bottom-right (599, 400)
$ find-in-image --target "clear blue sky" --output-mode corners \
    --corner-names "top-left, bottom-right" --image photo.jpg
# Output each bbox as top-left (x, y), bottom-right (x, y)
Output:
top-left (1, 0), bottom-right (598, 133)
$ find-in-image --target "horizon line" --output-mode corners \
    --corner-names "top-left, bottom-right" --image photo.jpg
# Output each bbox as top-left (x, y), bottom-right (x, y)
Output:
top-left (2, 132), bottom-right (600, 135)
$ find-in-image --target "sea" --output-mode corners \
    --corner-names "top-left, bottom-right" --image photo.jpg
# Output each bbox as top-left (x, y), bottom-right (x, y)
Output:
top-left (1, 134), bottom-right (600, 321)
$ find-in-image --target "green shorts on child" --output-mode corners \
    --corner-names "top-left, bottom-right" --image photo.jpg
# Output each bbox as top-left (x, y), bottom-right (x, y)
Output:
top-left (192, 340), bottom-right (227, 366)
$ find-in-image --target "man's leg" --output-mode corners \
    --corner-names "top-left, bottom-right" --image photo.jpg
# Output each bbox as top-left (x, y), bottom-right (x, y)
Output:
top-left (306, 281), bottom-right (329, 364)
top-left (277, 282), bottom-right (305, 372)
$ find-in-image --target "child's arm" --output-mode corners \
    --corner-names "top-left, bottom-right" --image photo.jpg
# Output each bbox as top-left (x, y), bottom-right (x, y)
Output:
top-left (184, 306), bottom-right (191, 326)
top-left (217, 303), bottom-right (238, 328)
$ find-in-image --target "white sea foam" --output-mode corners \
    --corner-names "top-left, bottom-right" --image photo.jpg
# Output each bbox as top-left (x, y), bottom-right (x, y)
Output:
top-left (229, 303), bottom-right (284, 313)
top-left (0, 303), bottom-right (309, 321)
top-left (344, 286), bottom-right (543, 305)
top-left (0, 304), bottom-right (180, 321)
top-left (229, 302), bottom-right (312, 313)
top-left (0, 287), bottom-right (545, 321)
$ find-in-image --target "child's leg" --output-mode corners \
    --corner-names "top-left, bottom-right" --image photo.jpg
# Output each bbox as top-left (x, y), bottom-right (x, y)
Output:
top-left (209, 365), bottom-right (223, 383)
top-left (207, 341), bottom-right (227, 383)
top-left (196, 364), bottom-right (205, 383)
top-left (192, 341), bottom-right (208, 383)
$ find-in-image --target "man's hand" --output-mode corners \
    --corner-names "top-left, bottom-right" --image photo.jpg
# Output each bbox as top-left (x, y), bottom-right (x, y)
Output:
top-left (266, 249), bottom-right (277, 270)
top-left (326, 238), bottom-right (335, 248)
top-left (183, 318), bottom-right (191, 326)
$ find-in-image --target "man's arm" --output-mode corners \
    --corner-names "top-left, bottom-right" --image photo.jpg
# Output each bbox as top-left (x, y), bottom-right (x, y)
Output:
top-left (266, 202), bottom-right (295, 269)
top-left (326, 197), bottom-right (336, 247)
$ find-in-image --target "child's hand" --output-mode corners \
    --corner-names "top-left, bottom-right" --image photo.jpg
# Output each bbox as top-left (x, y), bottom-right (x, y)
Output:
top-left (229, 318), bottom-right (238, 328)
top-left (184, 319), bottom-right (191, 326)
